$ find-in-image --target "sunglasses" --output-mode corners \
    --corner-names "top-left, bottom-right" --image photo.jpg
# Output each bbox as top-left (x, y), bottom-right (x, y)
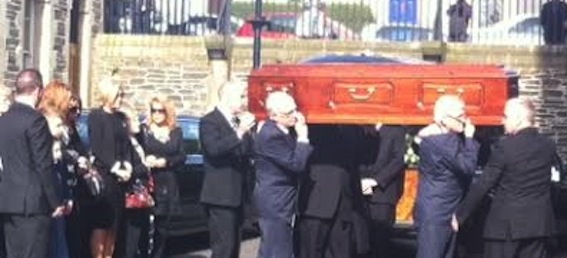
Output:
top-left (151, 108), bottom-right (166, 114)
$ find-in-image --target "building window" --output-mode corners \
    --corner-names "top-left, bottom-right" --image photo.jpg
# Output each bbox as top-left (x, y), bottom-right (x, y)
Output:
top-left (22, 0), bottom-right (39, 68)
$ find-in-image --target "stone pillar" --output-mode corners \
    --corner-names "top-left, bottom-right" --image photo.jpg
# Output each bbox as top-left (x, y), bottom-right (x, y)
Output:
top-left (37, 0), bottom-right (54, 83)
top-left (79, 0), bottom-right (93, 107)
top-left (206, 58), bottom-right (229, 111)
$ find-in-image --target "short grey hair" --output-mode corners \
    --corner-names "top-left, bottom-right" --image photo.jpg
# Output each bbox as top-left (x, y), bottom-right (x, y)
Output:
top-left (218, 81), bottom-right (247, 102)
top-left (265, 91), bottom-right (297, 115)
top-left (433, 95), bottom-right (465, 123)
top-left (506, 97), bottom-right (535, 125)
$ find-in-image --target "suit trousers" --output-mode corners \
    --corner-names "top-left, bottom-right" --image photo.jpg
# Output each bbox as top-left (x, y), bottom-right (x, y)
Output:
top-left (297, 215), bottom-right (353, 258)
top-left (367, 203), bottom-right (396, 258)
top-left (1, 214), bottom-right (51, 258)
top-left (206, 205), bottom-right (243, 258)
top-left (416, 222), bottom-right (456, 258)
top-left (258, 217), bottom-right (294, 258)
top-left (483, 237), bottom-right (548, 258)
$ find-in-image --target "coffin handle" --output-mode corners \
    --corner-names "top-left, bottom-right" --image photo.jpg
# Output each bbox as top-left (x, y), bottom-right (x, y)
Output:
top-left (436, 88), bottom-right (446, 94)
top-left (348, 87), bottom-right (376, 101)
top-left (456, 88), bottom-right (464, 96)
top-left (328, 101), bottom-right (336, 111)
top-left (265, 86), bottom-right (274, 92)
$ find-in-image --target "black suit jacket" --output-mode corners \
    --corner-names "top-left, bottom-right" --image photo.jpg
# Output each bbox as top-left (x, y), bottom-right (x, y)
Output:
top-left (0, 103), bottom-right (60, 214)
top-left (456, 128), bottom-right (556, 240)
top-left (299, 125), bottom-right (361, 219)
top-left (199, 108), bottom-right (253, 208)
top-left (361, 125), bottom-right (407, 205)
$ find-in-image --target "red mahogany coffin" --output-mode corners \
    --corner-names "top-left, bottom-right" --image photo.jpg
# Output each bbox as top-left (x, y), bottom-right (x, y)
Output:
top-left (248, 57), bottom-right (518, 126)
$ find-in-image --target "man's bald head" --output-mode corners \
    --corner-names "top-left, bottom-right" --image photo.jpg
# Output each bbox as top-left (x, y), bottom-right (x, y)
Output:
top-left (15, 69), bottom-right (43, 95)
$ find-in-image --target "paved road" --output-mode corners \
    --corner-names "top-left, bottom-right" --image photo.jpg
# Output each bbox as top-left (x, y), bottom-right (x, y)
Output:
top-left (167, 233), bottom-right (567, 258)
top-left (167, 233), bottom-right (417, 258)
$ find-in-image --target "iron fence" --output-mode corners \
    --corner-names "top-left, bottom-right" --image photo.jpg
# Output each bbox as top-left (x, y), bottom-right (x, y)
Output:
top-left (103, 0), bottom-right (567, 46)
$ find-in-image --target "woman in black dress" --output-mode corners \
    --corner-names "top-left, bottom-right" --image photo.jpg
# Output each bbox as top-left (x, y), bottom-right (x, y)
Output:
top-left (88, 78), bottom-right (134, 258)
top-left (143, 95), bottom-right (185, 258)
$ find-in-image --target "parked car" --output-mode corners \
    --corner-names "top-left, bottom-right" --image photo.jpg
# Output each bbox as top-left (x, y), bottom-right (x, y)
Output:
top-left (77, 114), bottom-right (209, 235)
top-left (360, 23), bottom-right (434, 42)
top-left (470, 14), bottom-right (544, 45)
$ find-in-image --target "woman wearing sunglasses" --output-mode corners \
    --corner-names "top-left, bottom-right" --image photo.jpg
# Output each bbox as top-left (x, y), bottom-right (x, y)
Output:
top-left (143, 94), bottom-right (185, 258)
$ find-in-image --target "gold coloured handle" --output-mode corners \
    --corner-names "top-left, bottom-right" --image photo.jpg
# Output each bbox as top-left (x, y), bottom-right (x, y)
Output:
top-left (436, 88), bottom-right (446, 94)
top-left (456, 88), bottom-right (464, 96)
top-left (348, 87), bottom-right (376, 101)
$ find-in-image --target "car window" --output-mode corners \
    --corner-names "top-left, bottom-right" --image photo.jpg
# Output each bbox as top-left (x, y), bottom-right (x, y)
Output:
top-left (178, 119), bottom-right (202, 155)
top-left (269, 16), bottom-right (296, 33)
top-left (509, 17), bottom-right (541, 34)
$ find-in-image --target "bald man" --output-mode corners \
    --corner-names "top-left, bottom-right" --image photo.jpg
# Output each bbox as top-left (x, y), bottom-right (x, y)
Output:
top-left (0, 69), bottom-right (65, 258)
top-left (455, 98), bottom-right (556, 258)
top-left (414, 95), bottom-right (480, 258)
top-left (254, 91), bottom-right (313, 258)
top-left (199, 81), bottom-right (256, 258)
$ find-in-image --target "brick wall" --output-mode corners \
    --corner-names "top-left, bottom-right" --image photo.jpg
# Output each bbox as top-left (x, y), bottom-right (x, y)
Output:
top-left (90, 35), bottom-right (211, 116)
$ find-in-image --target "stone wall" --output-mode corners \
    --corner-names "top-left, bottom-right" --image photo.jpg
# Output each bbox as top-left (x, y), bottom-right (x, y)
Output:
top-left (53, 0), bottom-right (70, 80)
top-left (0, 0), bottom-right (6, 85)
top-left (90, 36), bottom-right (211, 116)
top-left (2, 0), bottom-right (71, 86)
top-left (4, 0), bottom-right (23, 86)
top-left (90, 36), bottom-right (567, 158)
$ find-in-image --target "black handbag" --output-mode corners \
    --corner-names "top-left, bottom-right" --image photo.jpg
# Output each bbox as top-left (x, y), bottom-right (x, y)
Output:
top-left (81, 158), bottom-right (105, 198)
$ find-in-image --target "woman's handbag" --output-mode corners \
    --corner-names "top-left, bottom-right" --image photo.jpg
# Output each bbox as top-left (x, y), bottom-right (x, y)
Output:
top-left (125, 178), bottom-right (155, 209)
top-left (81, 164), bottom-right (105, 198)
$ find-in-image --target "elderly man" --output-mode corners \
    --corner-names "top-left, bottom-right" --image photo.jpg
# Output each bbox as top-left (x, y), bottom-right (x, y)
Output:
top-left (454, 98), bottom-right (556, 258)
top-left (199, 81), bottom-right (256, 258)
top-left (254, 91), bottom-right (313, 258)
top-left (414, 95), bottom-right (479, 258)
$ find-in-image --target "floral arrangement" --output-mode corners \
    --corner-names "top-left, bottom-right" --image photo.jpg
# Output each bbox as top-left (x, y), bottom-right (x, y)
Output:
top-left (404, 134), bottom-right (420, 168)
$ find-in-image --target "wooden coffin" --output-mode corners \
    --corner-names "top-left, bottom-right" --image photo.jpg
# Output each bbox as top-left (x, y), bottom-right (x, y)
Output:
top-left (248, 63), bottom-right (518, 125)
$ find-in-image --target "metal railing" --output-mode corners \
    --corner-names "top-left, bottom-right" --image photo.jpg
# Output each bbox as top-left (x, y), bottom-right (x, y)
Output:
top-left (102, 0), bottom-right (567, 46)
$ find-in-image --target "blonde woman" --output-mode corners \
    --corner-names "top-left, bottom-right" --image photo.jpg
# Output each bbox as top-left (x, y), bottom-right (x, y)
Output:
top-left (143, 94), bottom-right (185, 258)
top-left (87, 78), bottom-right (134, 258)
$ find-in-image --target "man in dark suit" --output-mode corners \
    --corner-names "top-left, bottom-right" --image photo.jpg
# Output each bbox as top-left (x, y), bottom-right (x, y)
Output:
top-left (0, 69), bottom-right (65, 258)
top-left (199, 82), bottom-right (255, 258)
top-left (414, 95), bottom-right (479, 258)
top-left (359, 124), bottom-right (406, 258)
top-left (254, 91), bottom-right (313, 258)
top-left (454, 98), bottom-right (556, 258)
top-left (297, 125), bottom-right (369, 258)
